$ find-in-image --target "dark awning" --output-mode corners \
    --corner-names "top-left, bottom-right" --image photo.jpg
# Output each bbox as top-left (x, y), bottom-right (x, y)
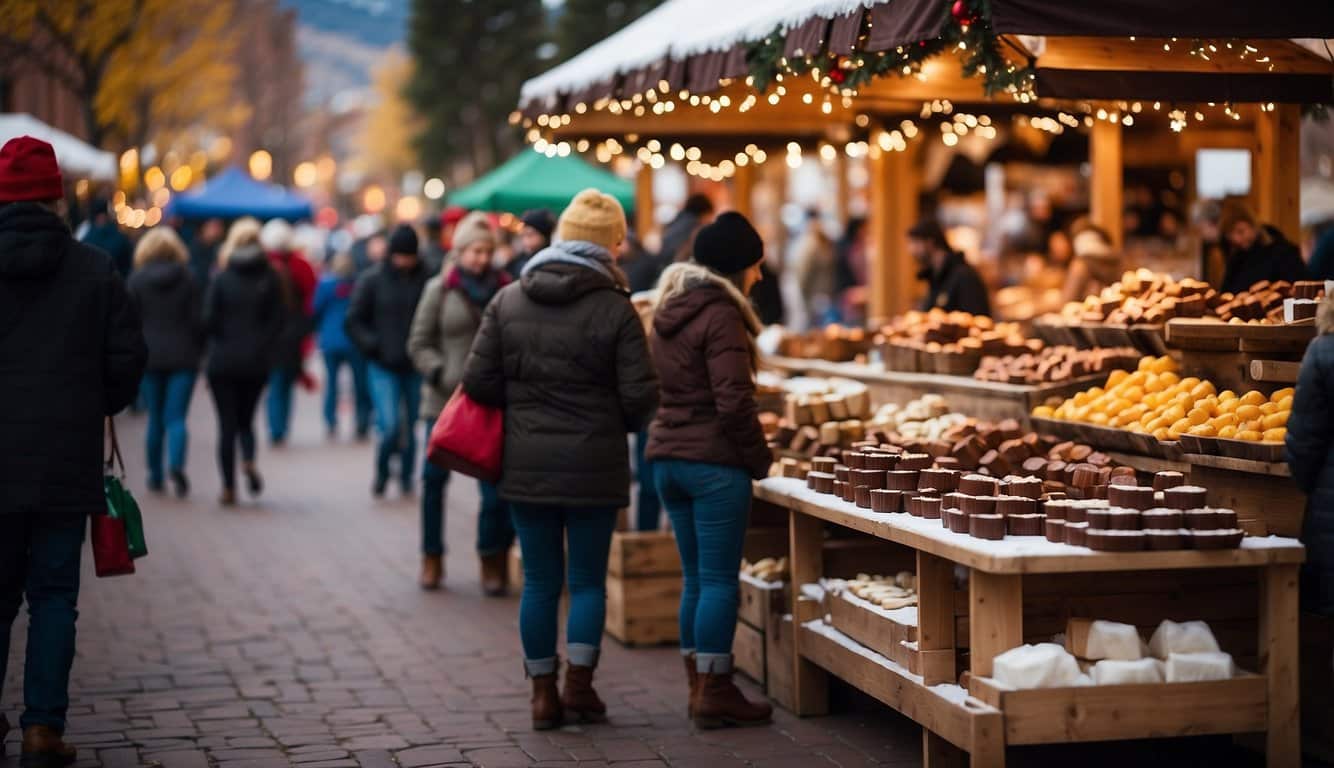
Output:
top-left (991, 0), bottom-right (1334, 39)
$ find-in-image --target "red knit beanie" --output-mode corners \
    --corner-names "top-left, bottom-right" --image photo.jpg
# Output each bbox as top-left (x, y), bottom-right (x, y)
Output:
top-left (0, 136), bottom-right (64, 203)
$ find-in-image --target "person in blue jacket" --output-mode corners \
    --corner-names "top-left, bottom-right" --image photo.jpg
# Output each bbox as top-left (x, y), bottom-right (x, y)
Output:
top-left (312, 252), bottom-right (371, 439)
top-left (1288, 296), bottom-right (1334, 618)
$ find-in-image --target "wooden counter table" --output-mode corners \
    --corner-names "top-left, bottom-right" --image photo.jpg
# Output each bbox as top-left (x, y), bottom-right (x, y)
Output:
top-left (755, 477), bottom-right (1305, 768)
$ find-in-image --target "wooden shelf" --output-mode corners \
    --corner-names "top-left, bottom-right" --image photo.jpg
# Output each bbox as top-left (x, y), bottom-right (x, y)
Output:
top-left (757, 477), bottom-right (1304, 575)
top-left (1250, 359), bottom-right (1300, 384)
top-left (1184, 452), bottom-right (1292, 478)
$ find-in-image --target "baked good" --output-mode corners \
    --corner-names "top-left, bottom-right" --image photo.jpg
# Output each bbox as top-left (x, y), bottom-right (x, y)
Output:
top-left (1108, 484), bottom-right (1155, 510)
top-left (1145, 529), bottom-right (1186, 550)
top-left (1152, 470), bottom-right (1185, 490)
top-left (1044, 518), bottom-right (1067, 542)
top-left (1086, 529), bottom-right (1146, 551)
top-left (1140, 508), bottom-right (1183, 529)
top-left (808, 472), bottom-right (835, 494)
top-left (916, 495), bottom-right (943, 519)
top-left (870, 489), bottom-right (902, 514)
top-left (1164, 485), bottom-right (1208, 510)
top-left (959, 474), bottom-right (999, 496)
top-left (970, 513), bottom-right (1007, 540)
top-left (854, 485), bottom-right (875, 509)
top-left (1064, 521), bottom-right (1089, 547)
top-left (962, 495), bottom-right (998, 515)
top-left (885, 470), bottom-right (920, 491)
top-left (850, 469), bottom-right (886, 489)
top-left (1189, 528), bottom-right (1245, 549)
top-left (919, 468), bottom-right (960, 492)
top-left (1007, 513), bottom-right (1045, 536)
top-left (1087, 508), bottom-right (1142, 531)
top-left (946, 508), bottom-right (970, 533)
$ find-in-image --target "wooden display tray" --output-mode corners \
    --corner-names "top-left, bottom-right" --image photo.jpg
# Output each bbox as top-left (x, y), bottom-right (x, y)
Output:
top-left (1032, 319), bottom-right (1167, 356)
top-left (968, 674), bottom-right (1267, 745)
top-left (1177, 434), bottom-right (1286, 463)
top-left (826, 590), bottom-right (919, 673)
top-left (1167, 318), bottom-right (1316, 353)
top-left (1029, 415), bottom-right (1184, 460)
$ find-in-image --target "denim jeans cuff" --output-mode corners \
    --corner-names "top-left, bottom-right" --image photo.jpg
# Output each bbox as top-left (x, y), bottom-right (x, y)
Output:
top-left (696, 653), bottom-right (732, 674)
top-left (568, 643), bottom-right (600, 668)
top-left (524, 657), bottom-right (558, 677)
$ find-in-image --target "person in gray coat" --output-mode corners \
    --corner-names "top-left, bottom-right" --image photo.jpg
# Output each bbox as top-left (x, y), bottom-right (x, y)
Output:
top-left (408, 212), bottom-right (513, 593)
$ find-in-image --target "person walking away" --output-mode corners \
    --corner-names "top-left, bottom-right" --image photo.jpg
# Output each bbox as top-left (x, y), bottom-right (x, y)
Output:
top-left (420, 216), bottom-right (447, 276)
top-left (1061, 225), bottom-right (1122, 303)
top-left (312, 252), bottom-right (371, 439)
top-left (409, 212), bottom-right (515, 592)
top-left (1217, 202), bottom-right (1308, 294)
top-left (204, 218), bottom-right (285, 506)
top-left (260, 219), bottom-right (316, 446)
top-left (0, 136), bottom-right (146, 764)
top-left (908, 218), bottom-right (991, 316)
top-left (188, 217), bottom-right (224, 292)
top-left (462, 188), bottom-right (658, 730)
top-left (127, 227), bottom-right (203, 498)
top-left (646, 212), bottom-right (774, 729)
top-left (347, 224), bottom-right (430, 497)
top-left (505, 209), bottom-right (555, 280)
top-left (794, 209), bottom-right (837, 326)
top-left (79, 196), bottom-right (132, 278)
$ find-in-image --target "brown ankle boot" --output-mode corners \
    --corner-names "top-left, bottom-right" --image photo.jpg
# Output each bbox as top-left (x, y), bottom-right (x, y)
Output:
top-left (560, 662), bottom-right (607, 723)
top-left (420, 555), bottom-right (443, 590)
top-left (480, 552), bottom-right (507, 597)
top-left (684, 654), bottom-right (699, 717)
top-left (21, 724), bottom-right (77, 767)
top-left (694, 660), bottom-right (773, 729)
top-left (530, 672), bottom-right (563, 731)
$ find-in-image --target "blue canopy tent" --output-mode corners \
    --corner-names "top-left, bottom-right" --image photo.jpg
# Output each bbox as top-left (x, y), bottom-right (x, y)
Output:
top-left (168, 166), bottom-right (313, 221)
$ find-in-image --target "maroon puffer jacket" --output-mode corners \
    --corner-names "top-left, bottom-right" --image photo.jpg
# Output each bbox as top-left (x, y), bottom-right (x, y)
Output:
top-left (645, 264), bottom-right (770, 479)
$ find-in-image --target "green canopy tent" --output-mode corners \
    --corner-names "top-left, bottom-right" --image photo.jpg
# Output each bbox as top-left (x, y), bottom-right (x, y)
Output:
top-left (447, 149), bottom-right (635, 215)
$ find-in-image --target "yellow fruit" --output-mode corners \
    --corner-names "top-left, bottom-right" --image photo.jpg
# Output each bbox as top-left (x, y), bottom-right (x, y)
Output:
top-left (1032, 405), bottom-right (1054, 419)
top-left (1152, 427), bottom-right (1171, 441)
top-left (1073, 391), bottom-right (1092, 407)
top-left (1241, 419), bottom-right (1264, 433)
top-left (1151, 356), bottom-right (1176, 374)
top-left (1088, 412), bottom-right (1110, 425)
top-left (1218, 425), bottom-right (1238, 439)
top-left (1270, 387), bottom-right (1295, 401)
top-left (1120, 386), bottom-right (1145, 403)
top-left (1158, 371), bottom-right (1180, 388)
top-left (1170, 417), bottom-right (1193, 433)
top-left (1216, 398), bottom-right (1240, 414)
top-left (1261, 412), bottom-right (1288, 430)
top-left (1260, 402), bottom-right (1279, 416)
top-left (1190, 380), bottom-right (1216, 399)
top-left (1218, 390), bottom-right (1238, 402)
top-left (1235, 404), bottom-right (1262, 421)
top-left (1240, 391), bottom-right (1266, 407)
top-left (1161, 404), bottom-right (1187, 424)
top-left (1237, 430), bottom-right (1263, 441)
top-left (1262, 427), bottom-right (1287, 442)
top-left (1210, 413), bottom-right (1239, 430)
top-left (1107, 370), bottom-right (1129, 387)
top-left (1187, 408), bottom-right (1210, 426)
top-left (1137, 357), bottom-right (1154, 371)
top-left (1187, 423), bottom-right (1217, 437)
top-left (1274, 395), bottom-right (1293, 412)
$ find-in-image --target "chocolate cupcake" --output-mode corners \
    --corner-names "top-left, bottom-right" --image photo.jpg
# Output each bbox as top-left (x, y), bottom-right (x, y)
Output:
top-left (934, 456), bottom-right (962, 471)
top-left (1164, 485), bottom-right (1208, 510)
top-left (1043, 499), bottom-right (1074, 520)
top-left (1003, 476), bottom-right (1045, 500)
top-left (854, 485), bottom-right (875, 509)
top-left (962, 495), bottom-right (998, 515)
top-left (1190, 528), bottom-right (1245, 549)
top-left (916, 495), bottom-right (943, 519)
top-left (959, 474), bottom-right (1000, 496)
top-left (970, 513), bottom-right (1007, 540)
top-left (1007, 513), bottom-right (1046, 536)
top-left (1108, 484), bottom-right (1156, 511)
top-left (810, 457), bottom-right (837, 474)
top-left (885, 470), bottom-right (920, 491)
top-left (850, 468), bottom-right (886, 489)
top-left (863, 453), bottom-right (897, 472)
top-left (1088, 508), bottom-right (1142, 530)
top-left (897, 453), bottom-right (933, 471)
top-left (843, 450), bottom-right (867, 469)
top-left (944, 491), bottom-right (969, 511)
top-left (841, 481), bottom-right (856, 503)
top-left (1044, 518), bottom-right (1067, 542)
top-left (1064, 521), bottom-right (1090, 547)
top-left (1109, 466), bottom-right (1138, 483)
top-left (1145, 529), bottom-right (1186, 550)
top-left (808, 472), bottom-right (835, 494)
top-left (996, 495), bottom-right (1039, 517)
top-left (834, 465), bottom-right (850, 483)
top-left (1087, 529), bottom-right (1146, 552)
top-left (919, 468), bottom-right (960, 493)
top-left (946, 508), bottom-right (970, 534)
top-left (870, 489), bottom-right (902, 514)
top-left (1140, 508), bottom-right (1184, 529)
top-left (1071, 463), bottom-right (1102, 489)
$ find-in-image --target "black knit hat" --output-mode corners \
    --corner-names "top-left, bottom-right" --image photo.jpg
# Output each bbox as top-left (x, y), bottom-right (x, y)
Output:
top-left (907, 218), bottom-right (950, 251)
top-left (693, 211), bottom-right (764, 275)
top-left (388, 223), bottom-right (418, 256)
top-left (520, 208), bottom-right (556, 239)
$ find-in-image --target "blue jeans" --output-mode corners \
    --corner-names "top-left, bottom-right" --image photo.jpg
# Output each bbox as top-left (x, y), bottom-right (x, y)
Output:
top-left (140, 370), bottom-right (196, 486)
top-left (655, 459), bottom-right (752, 671)
top-left (266, 368), bottom-right (297, 443)
top-left (510, 504), bottom-right (618, 675)
top-left (0, 510), bottom-right (85, 731)
top-left (323, 348), bottom-right (371, 436)
top-left (634, 429), bottom-right (661, 531)
top-left (367, 363), bottom-right (421, 486)
top-left (421, 425), bottom-right (514, 556)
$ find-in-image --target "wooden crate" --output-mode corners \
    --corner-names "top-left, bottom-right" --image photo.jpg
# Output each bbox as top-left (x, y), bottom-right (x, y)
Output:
top-left (605, 531), bottom-right (682, 645)
top-left (733, 620), bottom-right (766, 684)
top-left (739, 574), bottom-right (786, 631)
top-left (765, 609), bottom-right (797, 711)
top-left (826, 590), bottom-right (919, 673)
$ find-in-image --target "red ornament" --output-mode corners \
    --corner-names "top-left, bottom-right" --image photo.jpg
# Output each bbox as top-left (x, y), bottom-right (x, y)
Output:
top-left (830, 67), bottom-right (846, 84)
top-left (951, 0), bottom-right (970, 20)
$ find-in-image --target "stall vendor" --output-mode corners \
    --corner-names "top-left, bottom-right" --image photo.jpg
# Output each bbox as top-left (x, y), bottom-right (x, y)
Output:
top-left (908, 218), bottom-right (991, 316)
top-left (1217, 202), bottom-right (1307, 294)
top-left (1062, 225), bottom-right (1122, 303)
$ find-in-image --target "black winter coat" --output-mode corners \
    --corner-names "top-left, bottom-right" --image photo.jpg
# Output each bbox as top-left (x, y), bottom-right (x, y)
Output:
top-left (920, 251), bottom-right (991, 316)
top-left (0, 203), bottom-right (146, 519)
top-left (462, 255), bottom-right (659, 508)
top-left (203, 245), bottom-right (285, 380)
top-left (127, 260), bottom-right (204, 372)
top-left (1220, 226), bottom-right (1308, 295)
top-left (345, 261), bottom-right (429, 372)
top-left (1287, 313), bottom-right (1334, 616)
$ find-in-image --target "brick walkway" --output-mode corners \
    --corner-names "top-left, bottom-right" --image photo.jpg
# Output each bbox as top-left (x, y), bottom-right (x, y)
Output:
top-left (2, 384), bottom-right (925, 768)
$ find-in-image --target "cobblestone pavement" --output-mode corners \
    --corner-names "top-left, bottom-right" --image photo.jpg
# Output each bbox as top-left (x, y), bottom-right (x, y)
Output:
top-left (2, 385), bottom-right (1265, 767)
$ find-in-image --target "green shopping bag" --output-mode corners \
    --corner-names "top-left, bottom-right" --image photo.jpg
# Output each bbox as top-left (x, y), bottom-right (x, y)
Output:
top-left (105, 418), bottom-right (147, 559)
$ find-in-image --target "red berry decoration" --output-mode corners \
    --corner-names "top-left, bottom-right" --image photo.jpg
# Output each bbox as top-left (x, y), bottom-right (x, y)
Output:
top-left (952, 0), bottom-right (969, 20)
top-left (830, 67), bottom-right (846, 84)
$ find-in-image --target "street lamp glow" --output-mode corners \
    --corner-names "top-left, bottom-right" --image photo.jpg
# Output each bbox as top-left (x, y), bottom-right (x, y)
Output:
top-left (395, 195), bottom-right (421, 221)
top-left (169, 166), bottom-right (193, 191)
top-left (362, 185), bottom-right (386, 213)
top-left (423, 177), bottom-right (445, 200)
top-left (144, 166), bottom-right (166, 191)
top-left (249, 150), bottom-right (273, 181)
top-left (293, 161), bottom-right (318, 188)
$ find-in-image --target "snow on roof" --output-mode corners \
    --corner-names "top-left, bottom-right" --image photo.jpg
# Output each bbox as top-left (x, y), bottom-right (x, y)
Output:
top-left (520, 0), bottom-right (888, 105)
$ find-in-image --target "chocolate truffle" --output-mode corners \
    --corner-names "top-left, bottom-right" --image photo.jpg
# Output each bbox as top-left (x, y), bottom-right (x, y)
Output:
top-left (1007, 513), bottom-right (1046, 537)
top-left (1164, 485), bottom-right (1208, 510)
top-left (970, 513), bottom-right (1007, 540)
top-left (870, 489), bottom-right (902, 514)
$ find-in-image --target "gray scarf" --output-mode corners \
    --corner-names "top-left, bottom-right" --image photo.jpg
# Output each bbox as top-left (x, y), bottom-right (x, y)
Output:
top-left (521, 240), bottom-right (627, 289)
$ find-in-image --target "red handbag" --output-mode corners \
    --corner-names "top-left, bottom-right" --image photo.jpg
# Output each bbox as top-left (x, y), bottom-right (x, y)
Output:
top-left (90, 508), bottom-right (135, 578)
top-left (427, 385), bottom-right (503, 482)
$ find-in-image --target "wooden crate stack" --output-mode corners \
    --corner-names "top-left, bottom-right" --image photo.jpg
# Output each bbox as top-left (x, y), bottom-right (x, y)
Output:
top-left (605, 531), bottom-right (682, 645)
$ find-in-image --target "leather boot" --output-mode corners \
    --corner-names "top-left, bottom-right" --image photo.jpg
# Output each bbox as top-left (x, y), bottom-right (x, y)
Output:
top-left (560, 662), bottom-right (607, 723)
top-left (480, 552), bottom-right (507, 597)
top-left (684, 654), bottom-right (699, 718)
top-left (420, 555), bottom-right (443, 590)
top-left (530, 672), bottom-right (563, 731)
top-left (694, 662), bottom-right (772, 729)
top-left (21, 725), bottom-right (77, 767)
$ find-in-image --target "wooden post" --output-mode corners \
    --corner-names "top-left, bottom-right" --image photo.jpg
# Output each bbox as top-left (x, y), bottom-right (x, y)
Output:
top-left (968, 571), bottom-right (1022, 678)
top-left (1254, 104), bottom-right (1301, 243)
top-left (635, 163), bottom-right (654, 241)
top-left (1260, 563), bottom-right (1301, 765)
top-left (916, 551), bottom-right (956, 686)
top-left (1090, 119), bottom-right (1123, 250)
top-left (867, 130), bottom-right (920, 324)
top-left (835, 151), bottom-right (850, 227)
top-left (789, 509), bottom-right (829, 716)
top-left (923, 730), bottom-right (967, 768)
top-left (732, 161), bottom-right (755, 219)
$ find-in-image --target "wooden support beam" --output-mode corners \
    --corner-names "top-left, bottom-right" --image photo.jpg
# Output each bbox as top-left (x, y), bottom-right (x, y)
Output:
top-left (789, 510), bottom-right (829, 716)
top-left (1254, 104), bottom-right (1301, 244)
top-left (916, 551), bottom-right (957, 686)
top-left (968, 571), bottom-right (1023, 679)
top-left (1260, 563), bottom-right (1301, 766)
top-left (1090, 119), bottom-right (1123, 250)
top-left (834, 152), bottom-right (850, 226)
top-left (867, 132), bottom-right (920, 324)
top-left (635, 163), bottom-right (654, 242)
top-left (731, 161), bottom-right (755, 219)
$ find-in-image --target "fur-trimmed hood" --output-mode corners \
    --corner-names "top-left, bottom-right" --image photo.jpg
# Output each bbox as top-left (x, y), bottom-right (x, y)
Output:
top-left (651, 261), bottom-right (762, 338)
top-left (1320, 295), bottom-right (1334, 336)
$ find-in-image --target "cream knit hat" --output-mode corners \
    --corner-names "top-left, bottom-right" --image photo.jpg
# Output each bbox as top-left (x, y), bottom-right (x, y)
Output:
top-left (556, 188), bottom-right (626, 251)
top-left (451, 211), bottom-right (496, 253)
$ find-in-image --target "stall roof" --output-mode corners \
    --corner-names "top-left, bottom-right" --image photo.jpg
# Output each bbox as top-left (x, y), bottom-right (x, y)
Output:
top-left (448, 149), bottom-right (634, 215)
top-left (167, 166), bottom-right (313, 221)
top-left (0, 113), bottom-right (117, 182)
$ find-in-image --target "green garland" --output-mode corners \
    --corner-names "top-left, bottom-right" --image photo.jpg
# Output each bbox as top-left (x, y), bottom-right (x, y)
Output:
top-left (745, 0), bottom-right (1034, 99)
